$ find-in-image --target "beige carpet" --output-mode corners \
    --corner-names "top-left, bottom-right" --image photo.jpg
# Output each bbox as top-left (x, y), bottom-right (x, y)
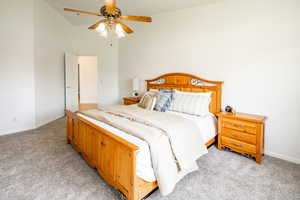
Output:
top-left (0, 118), bottom-right (299, 200)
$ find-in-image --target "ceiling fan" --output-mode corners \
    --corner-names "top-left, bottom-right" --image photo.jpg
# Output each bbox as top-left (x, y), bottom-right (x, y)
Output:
top-left (64, 0), bottom-right (152, 38)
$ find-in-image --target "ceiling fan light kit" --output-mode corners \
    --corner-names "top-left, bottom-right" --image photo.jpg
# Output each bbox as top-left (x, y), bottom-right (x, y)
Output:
top-left (95, 19), bottom-right (125, 39)
top-left (64, 0), bottom-right (152, 39)
top-left (115, 23), bottom-right (126, 38)
top-left (96, 22), bottom-right (108, 38)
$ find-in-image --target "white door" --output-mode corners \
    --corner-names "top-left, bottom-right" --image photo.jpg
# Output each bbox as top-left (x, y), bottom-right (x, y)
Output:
top-left (65, 53), bottom-right (79, 112)
top-left (78, 56), bottom-right (98, 104)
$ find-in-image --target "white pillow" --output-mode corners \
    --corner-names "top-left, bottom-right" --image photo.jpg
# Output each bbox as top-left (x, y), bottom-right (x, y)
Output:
top-left (174, 90), bottom-right (211, 97)
top-left (169, 91), bottom-right (211, 116)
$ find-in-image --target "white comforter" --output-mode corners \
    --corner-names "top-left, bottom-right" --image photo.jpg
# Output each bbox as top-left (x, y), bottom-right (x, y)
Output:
top-left (80, 105), bottom-right (208, 196)
top-left (78, 111), bottom-right (217, 183)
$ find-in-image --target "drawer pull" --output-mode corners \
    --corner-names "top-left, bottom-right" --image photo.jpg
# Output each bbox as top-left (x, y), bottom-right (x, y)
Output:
top-left (230, 133), bottom-right (245, 139)
top-left (230, 142), bottom-right (243, 148)
top-left (232, 123), bottom-right (245, 129)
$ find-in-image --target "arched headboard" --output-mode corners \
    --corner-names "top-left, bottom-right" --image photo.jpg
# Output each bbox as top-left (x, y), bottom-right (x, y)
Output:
top-left (146, 73), bottom-right (224, 115)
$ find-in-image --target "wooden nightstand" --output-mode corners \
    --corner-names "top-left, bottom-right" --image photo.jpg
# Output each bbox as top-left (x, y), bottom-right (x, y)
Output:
top-left (217, 112), bottom-right (267, 164)
top-left (123, 97), bottom-right (140, 105)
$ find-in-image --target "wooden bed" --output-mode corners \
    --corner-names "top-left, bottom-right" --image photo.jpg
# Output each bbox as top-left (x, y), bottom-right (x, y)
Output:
top-left (66, 73), bottom-right (223, 200)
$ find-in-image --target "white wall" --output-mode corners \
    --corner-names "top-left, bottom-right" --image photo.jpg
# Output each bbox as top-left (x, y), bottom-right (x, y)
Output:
top-left (79, 56), bottom-right (98, 103)
top-left (72, 27), bottom-right (119, 106)
top-left (34, 0), bottom-right (74, 127)
top-left (0, 0), bottom-right (36, 135)
top-left (34, 0), bottom-right (119, 124)
top-left (119, 0), bottom-right (300, 163)
top-left (0, 0), bottom-right (76, 133)
top-left (0, 0), bottom-right (120, 135)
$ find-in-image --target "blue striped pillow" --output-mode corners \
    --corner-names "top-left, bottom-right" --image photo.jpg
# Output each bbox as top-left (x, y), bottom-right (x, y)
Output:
top-left (154, 89), bottom-right (174, 112)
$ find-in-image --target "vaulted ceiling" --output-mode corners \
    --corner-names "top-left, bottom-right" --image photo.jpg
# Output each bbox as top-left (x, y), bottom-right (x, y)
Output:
top-left (46, 0), bottom-right (219, 25)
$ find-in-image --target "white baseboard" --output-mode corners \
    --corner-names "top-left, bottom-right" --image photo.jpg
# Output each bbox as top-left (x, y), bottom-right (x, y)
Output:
top-left (265, 151), bottom-right (300, 164)
top-left (0, 126), bottom-right (34, 136)
top-left (35, 114), bottom-right (65, 129)
top-left (0, 114), bottom-right (65, 136)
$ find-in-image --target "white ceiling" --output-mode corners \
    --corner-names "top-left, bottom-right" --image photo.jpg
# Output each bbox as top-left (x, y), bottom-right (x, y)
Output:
top-left (46, 0), bottom-right (219, 25)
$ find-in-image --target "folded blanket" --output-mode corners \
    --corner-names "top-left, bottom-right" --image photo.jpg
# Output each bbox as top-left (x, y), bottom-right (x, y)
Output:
top-left (80, 105), bottom-right (208, 196)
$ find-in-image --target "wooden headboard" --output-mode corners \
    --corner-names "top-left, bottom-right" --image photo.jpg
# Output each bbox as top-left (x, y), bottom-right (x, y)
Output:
top-left (146, 73), bottom-right (224, 115)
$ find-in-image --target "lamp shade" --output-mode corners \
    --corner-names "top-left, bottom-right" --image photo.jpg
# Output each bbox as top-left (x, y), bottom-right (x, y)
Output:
top-left (132, 77), bottom-right (139, 91)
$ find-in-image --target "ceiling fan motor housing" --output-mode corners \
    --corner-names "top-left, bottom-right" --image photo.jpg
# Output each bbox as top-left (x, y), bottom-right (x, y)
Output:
top-left (100, 6), bottom-right (122, 19)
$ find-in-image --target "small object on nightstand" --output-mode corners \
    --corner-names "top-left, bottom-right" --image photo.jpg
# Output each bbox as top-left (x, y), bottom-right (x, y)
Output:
top-left (225, 105), bottom-right (233, 113)
top-left (123, 97), bottom-right (141, 105)
top-left (217, 112), bottom-right (267, 164)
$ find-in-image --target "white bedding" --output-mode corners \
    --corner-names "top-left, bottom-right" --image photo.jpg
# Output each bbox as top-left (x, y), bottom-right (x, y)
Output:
top-left (77, 111), bottom-right (217, 183)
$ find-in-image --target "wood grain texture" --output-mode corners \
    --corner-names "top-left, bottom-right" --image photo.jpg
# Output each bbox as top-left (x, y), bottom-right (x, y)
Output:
top-left (120, 16), bottom-right (152, 22)
top-left (146, 73), bottom-right (223, 115)
top-left (217, 112), bottom-right (266, 164)
top-left (66, 110), bottom-right (148, 200)
top-left (205, 137), bottom-right (216, 147)
top-left (123, 97), bottom-right (140, 105)
top-left (88, 19), bottom-right (106, 30)
top-left (115, 20), bottom-right (134, 34)
top-left (64, 8), bottom-right (102, 16)
top-left (222, 128), bottom-right (256, 144)
top-left (104, 0), bottom-right (116, 14)
top-left (218, 112), bottom-right (267, 123)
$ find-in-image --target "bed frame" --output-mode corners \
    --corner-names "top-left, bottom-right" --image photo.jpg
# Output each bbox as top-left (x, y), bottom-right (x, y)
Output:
top-left (66, 73), bottom-right (223, 200)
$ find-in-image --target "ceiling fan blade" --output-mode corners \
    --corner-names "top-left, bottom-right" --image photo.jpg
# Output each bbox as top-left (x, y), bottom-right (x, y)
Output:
top-left (104, 0), bottom-right (116, 13)
top-left (64, 8), bottom-right (102, 16)
top-left (120, 16), bottom-right (152, 22)
top-left (115, 21), bottom-right (134, 34)
top-left (88, 19), bottom-right (107, 30)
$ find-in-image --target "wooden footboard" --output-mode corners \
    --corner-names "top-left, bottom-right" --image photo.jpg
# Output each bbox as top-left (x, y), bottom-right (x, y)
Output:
top-left (66, 110), bottom-right (216, 200)
top-left (66, 110), bottom-right (158, 200)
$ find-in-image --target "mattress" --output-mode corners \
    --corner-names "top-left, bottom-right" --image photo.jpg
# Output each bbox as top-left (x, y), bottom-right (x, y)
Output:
top-left (77, 111), bottom-right (217, 182)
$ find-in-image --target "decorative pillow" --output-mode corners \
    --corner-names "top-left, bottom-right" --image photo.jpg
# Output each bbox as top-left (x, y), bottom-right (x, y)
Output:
top-left (154, 88), bottom-right (174, 112)
top-left (169, 91), bottom-right (211, 116)
top-left (138, 91), bottom-right (158, 111)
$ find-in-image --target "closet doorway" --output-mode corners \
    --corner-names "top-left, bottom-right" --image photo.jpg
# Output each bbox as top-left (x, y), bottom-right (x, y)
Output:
top-left (78, 56), bottom-right (98, 111)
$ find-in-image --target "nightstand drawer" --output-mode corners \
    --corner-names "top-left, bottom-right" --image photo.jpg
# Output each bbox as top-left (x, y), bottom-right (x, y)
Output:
top-left (222, 118), bottom-right (257, 135)
top-left (123, 97), bottom-right (140, 105)
top-left (223, 128), bottom-right (256, 144)
top-left (222, 136), bottom-right (256, 154)
top-left (124, 99), bottom-right (137, 105)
